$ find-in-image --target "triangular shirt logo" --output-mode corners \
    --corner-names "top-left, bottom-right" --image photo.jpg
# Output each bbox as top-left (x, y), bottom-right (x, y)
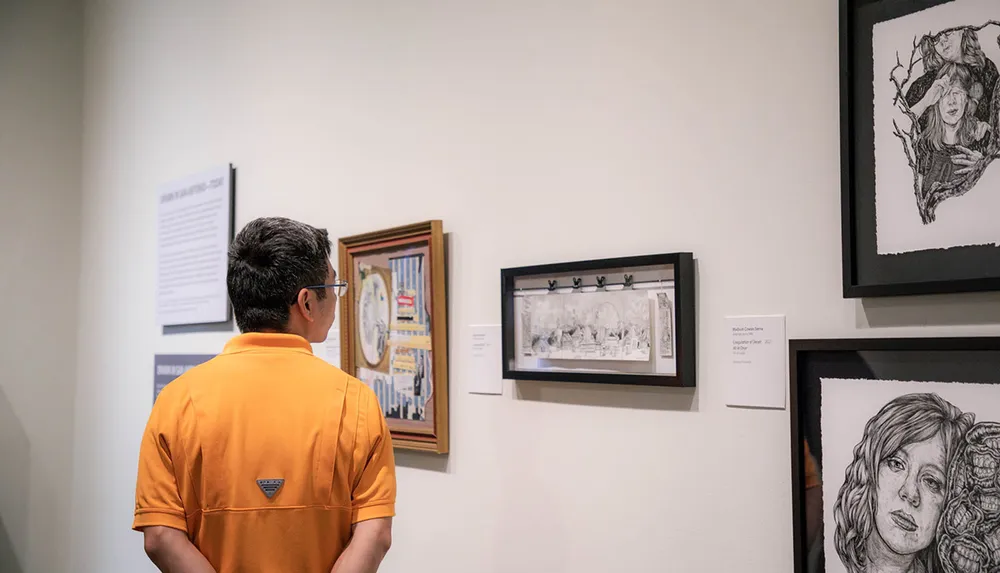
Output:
top-left (256, 478), bottom-right (284, 499)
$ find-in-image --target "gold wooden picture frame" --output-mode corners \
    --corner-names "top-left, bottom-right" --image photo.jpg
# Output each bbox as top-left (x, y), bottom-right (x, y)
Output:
top-left (338, 220), bottom-right (449, 454)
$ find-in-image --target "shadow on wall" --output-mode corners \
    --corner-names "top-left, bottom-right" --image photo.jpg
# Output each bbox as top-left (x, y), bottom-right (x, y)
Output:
top-left (0, 517), bottom-right (22, 573)
top-left (163, 318), bottom-right (235, 336)
top-left (858, 291), bottom-right (1000, 328)
top-left (514, 380), bottom-right (698, 412)
top-left (0, 387), bottom-right (29, 573)
top-left (394, 450), bottom-right (450, 473)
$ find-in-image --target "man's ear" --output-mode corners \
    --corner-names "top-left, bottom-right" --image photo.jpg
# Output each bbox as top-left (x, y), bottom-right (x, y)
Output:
top-left (295, 288), bottom-right (315, 322)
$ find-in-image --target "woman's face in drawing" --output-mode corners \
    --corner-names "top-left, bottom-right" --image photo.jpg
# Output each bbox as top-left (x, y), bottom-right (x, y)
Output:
top-left (939, 82), bottom-right (969, 126)
top-left (936, 30), bottom-right (964, 63)
top-left (874, 434), bottom-right (948, 556)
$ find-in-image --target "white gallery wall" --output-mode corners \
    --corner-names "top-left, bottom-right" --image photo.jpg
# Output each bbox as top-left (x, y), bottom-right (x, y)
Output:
top-left (70, 1), bottom-right (1000, 572)
top-left (0, 0), bottom-right (82, 572)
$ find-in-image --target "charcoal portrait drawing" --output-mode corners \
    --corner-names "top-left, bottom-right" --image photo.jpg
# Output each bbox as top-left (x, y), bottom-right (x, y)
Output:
top-left (820, 377), bottom-right (1000, 573)
top-left (874, 1), bottom-right (1000, 255)
top-left (832, 393), bottom-right (974, 573)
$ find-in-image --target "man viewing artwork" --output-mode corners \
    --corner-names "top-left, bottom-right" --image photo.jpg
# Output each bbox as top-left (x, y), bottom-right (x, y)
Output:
top-left (133, 216), bottom-right (396, 573)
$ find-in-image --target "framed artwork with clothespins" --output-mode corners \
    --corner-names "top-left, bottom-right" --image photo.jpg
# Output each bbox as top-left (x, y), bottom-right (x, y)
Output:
top-left (500, 253), bottom-right (696, 387)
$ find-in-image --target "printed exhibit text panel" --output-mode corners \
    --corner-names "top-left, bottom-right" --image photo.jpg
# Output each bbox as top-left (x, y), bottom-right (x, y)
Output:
top-left (155, 165), bottom-right (233, 326)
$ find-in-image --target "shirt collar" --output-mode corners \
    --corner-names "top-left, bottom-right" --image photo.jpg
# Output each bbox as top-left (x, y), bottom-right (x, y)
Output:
top-left (223, 332), bottom-right (314, 355)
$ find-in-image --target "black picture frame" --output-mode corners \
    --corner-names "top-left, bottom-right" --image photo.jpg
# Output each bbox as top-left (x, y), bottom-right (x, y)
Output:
top-left (840, 0), bottom-right (1000, 298)
top-left (789, 336), bottom-right (1000, 573)
top-left (500, 252), bottom-right (696, 388)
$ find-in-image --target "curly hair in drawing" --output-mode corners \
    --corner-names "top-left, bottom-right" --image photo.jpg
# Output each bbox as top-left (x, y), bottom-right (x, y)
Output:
top-left (834, 393), bottom-right (974, 573)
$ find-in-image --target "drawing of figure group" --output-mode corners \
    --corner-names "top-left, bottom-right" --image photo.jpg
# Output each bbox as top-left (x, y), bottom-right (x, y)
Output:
top-left (529, 318), bottom-right (649, 358)
top-left (896, 24), bottom-right (1000, 222)
top-left (832, 392), bottom-right (1000, 573)
top-left (521, 292), bottom-right (651, 361)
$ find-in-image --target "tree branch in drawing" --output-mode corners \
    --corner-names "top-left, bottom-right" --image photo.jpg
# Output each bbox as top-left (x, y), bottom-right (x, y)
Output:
top-left (891, 37), bottom-right (923, 109)
top-left (890, 43), bottom-right (925, 218)
top-left (935, 20), bottom-right (1000, 39)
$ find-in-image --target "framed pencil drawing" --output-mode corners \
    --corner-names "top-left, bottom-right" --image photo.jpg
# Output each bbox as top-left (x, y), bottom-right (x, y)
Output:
top-left (500, 252), bottom-right (696, 388)
top-left (840, 0), bottom-right (1000, 297)
top-left (339, 220), bottom-right (449, 454)
top-left (789, 336), bottom-right (1000, 573)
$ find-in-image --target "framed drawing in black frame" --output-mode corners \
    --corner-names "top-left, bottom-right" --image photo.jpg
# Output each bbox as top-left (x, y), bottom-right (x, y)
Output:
top-left (500, 253), bottom-right (695, 387)
top-left (789, 336), bottom-right (1000, 573)
top-left (840, 0), bottom-right (1000, 298)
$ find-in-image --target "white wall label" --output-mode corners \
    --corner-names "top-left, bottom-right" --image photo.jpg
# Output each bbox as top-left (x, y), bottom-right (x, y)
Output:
top-left (156, 164), bottom-right (233, 326)
top-left (724, 315), bottom-right (786, 409)
top-left (468, 324), bottom-right (503, 395)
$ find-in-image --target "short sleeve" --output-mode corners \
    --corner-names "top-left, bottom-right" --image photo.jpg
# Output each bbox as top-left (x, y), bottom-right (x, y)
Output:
top-left (804, 441), bottom-right (821, 490)
top-left (132, 387), bottom-right (188, 532)
top-left (351, 391), bottom-right (397, 524)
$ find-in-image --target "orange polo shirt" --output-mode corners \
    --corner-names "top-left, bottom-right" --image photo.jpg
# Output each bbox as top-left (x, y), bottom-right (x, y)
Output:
top-left (133, 333), bottom-right (396, 572)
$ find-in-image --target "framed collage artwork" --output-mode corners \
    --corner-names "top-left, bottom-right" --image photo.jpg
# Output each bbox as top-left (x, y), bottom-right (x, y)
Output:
top-left (338, 220), bottom-right (449, 454)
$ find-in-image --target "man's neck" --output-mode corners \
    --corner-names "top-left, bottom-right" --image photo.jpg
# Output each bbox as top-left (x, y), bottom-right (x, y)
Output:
top-left (255, 327), bottom-right (310, 340)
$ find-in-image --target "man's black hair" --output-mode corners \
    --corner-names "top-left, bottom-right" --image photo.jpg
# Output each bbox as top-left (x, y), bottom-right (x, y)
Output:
top-left (227, 217), bottom-right (332, 333)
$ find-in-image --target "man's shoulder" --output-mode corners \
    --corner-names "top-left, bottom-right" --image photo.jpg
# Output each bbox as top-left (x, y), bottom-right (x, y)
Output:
top-left (300, 359), bottom-right (372, 394)
top-left (327, 371), bottom-right (383, 423)
top-left (217, 352), bottom-right (377, 400)
top-left (339, 370), bottom-right (378, 402)
top-left (186, 350), bottom-right (348, 381)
